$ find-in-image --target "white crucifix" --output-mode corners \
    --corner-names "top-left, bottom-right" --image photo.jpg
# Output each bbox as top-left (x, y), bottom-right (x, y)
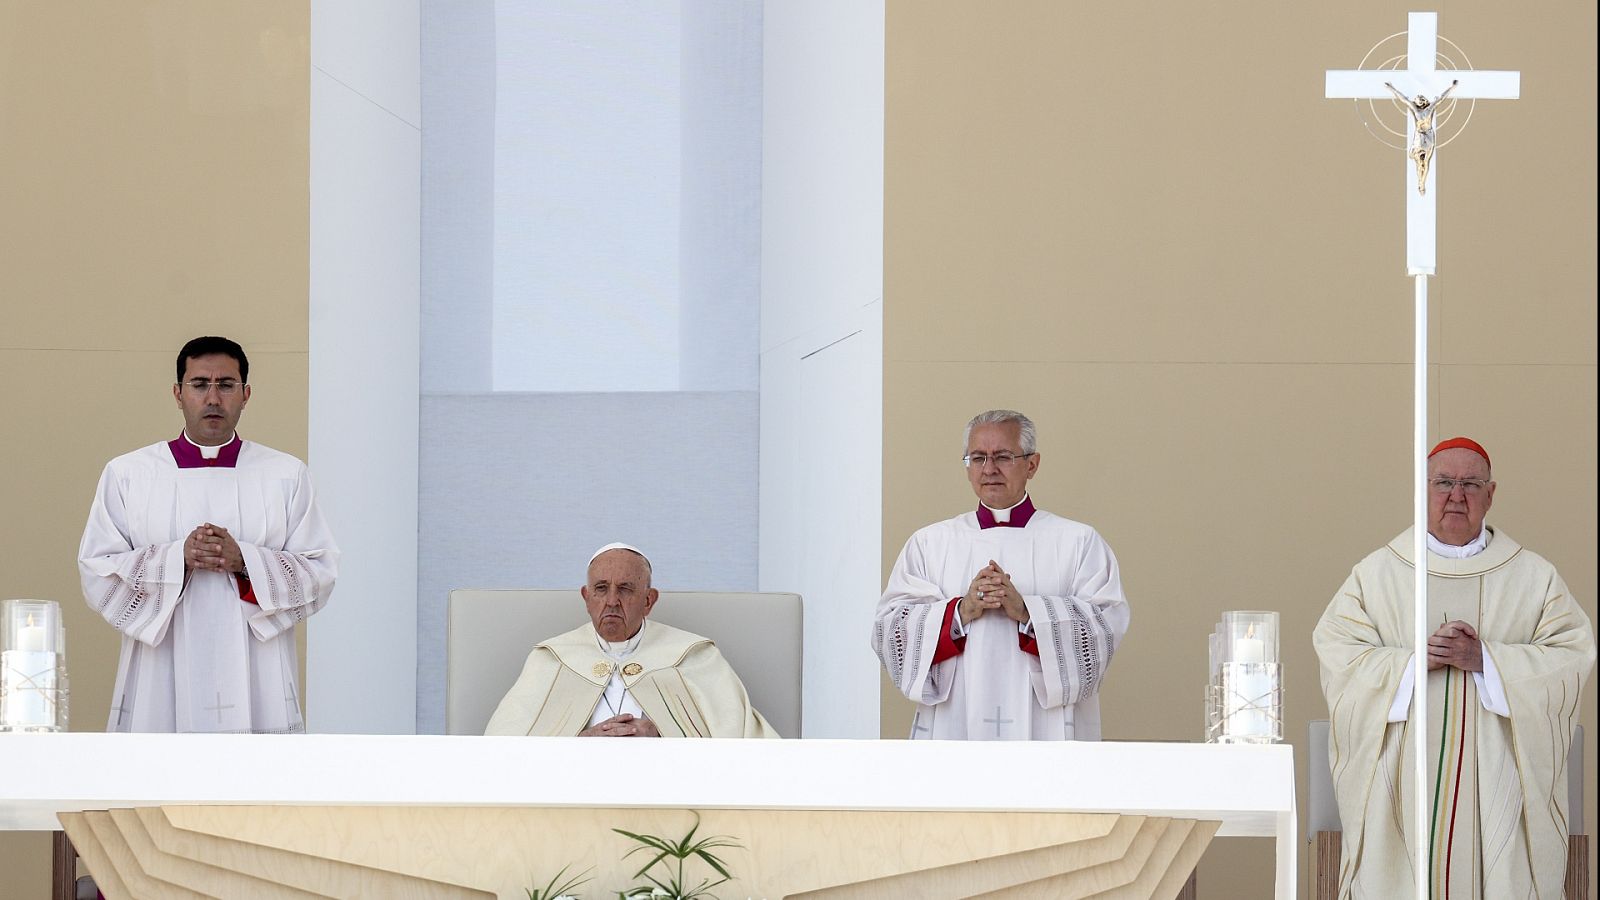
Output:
top-left (1325, 11), bottom-right (1519, 275)
top-left (1324, 14), bottom-right (1519, 900)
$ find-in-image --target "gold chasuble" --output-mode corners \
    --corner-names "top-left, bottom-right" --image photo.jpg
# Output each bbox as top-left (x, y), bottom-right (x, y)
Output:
top-left (485, 621), bottom-right (778, 739)
top-left (1314, 527), bottom-right (1594, 899)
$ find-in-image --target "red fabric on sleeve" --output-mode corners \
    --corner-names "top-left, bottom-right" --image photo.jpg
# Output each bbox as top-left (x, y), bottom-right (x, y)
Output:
top-left (236, 573), bottom-right (258, 606)
top-left (930, 600), bottom-right (967, 664)
top-left (1018, 629), bottom-right (1040, 657)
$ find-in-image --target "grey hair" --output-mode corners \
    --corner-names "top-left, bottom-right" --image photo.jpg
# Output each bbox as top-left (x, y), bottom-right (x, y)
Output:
top-left (963, 409), bottom-right (1037, 454)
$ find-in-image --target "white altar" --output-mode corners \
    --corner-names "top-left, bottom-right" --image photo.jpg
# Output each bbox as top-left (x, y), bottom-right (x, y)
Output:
top-left (1, 734), bottom-right (1296, 898)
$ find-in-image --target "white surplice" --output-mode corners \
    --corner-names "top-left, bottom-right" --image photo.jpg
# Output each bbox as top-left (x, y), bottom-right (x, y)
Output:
top-left (78, 440), bottom-right (339, 733)
top-left (875, 504), bottom-right (1130, 740)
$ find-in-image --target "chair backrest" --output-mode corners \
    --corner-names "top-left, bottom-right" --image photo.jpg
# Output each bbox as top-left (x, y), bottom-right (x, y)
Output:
top-left (446, 589), bottom-right (802, 738)
top-left (1308, 719), bottom-right (1339, 833)
top-left (1308, 720), bottom-right (1586, 835)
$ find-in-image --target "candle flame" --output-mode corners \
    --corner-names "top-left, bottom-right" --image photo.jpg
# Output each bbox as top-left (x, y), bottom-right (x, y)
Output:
top-left (25, 613), bottom-right (34, 627)
top-left (1246, 622), bottom-right (1255, 639)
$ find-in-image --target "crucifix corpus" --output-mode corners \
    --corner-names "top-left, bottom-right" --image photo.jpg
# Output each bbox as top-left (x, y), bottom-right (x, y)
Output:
top-left (1324, 12), bottom-right (1518, 900)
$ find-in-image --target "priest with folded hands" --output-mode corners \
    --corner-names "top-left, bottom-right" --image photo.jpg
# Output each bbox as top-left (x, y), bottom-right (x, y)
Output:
top-left (78, 336), bottom-right (339, 734)
top-left (1314, 437), bottom-right (1594, 898)
top-left (874, 409), bottom-right (1130, 741)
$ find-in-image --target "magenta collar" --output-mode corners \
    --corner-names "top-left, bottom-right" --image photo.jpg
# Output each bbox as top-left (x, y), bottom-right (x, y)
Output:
top-left (168, 433), bottom-right (243, 469)
top-left (976, 495), bottom-right (1036, 529)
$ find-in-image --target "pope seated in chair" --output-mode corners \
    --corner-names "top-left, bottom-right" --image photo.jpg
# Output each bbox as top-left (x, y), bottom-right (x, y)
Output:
top-left (485, 543), bottom-right (779, 738)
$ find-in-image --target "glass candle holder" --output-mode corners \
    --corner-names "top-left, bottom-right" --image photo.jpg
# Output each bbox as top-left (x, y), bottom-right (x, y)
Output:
top-left (1206, 610), bottom-right (1282, 744)
top-left (2, 599), bottom-right (69, 732)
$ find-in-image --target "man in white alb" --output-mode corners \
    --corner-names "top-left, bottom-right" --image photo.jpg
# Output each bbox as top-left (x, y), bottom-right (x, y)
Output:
top-left (1314, 437), bottom-right (1594, 898)
top-left (78, 336), bottom-right (339, 733)
top-left (485, 543), bottom-right (778, 738)
top-left (874, 409), bottom-right (1130, 740)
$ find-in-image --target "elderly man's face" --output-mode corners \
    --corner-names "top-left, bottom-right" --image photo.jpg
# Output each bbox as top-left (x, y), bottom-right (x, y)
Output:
top-left (965, 421), bottom-right (1039, 510)
top-left (172, 353), bottom-right (250, 446)
top-left (1427, 448), bottom-right (1495, 546)
top-left (582, 549), bottom-right (658, 642)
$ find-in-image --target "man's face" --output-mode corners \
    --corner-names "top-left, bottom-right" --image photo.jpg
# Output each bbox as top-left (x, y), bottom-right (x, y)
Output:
top-left (1427, 448), bottom-right (1495, 546)
top-left (172, 353), bottom-right (250, 446)
top-left (964, 421), bottom-right (1040, 510)
top-left (582, 549), bottom-right (658, 642)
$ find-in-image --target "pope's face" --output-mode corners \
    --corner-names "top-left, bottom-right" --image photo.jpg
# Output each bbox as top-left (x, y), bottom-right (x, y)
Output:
top-left (965, 421), bottom-right (1039, 510)
top-left (173, 353), bottom-right (250, 446)
top-left (582, 550), bottom-right (658, 642)
top-left (1427, 448), bottom-right (1495, 546)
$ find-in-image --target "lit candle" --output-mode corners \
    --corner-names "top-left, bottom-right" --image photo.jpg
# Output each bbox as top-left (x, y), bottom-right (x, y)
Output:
top-left (16, 613), bottom-right (47, 652)
top-left (1227, 625), bottom-right (1269, 739)
top-left (1233, 628), bottom-right (1265, 664)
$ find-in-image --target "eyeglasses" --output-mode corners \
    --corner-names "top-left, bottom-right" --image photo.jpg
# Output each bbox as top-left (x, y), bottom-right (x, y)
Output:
top-left (179, 379), bottom-right (244, 395)
top-left (963, 452), bottom-right (1034, 468)
top-left (1429, 477), bottom-right (1488, 495)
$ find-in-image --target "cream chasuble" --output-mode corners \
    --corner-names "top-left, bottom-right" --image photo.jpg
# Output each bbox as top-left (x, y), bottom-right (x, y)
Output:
top-left (1314, 526), bottom-right (1594, 899)
top-left (485, 621), bottom-right (778, 738)
top-left (78, 439), bottom-right (339, 733)
top-left (875, 505), bottom-right (1129, 740)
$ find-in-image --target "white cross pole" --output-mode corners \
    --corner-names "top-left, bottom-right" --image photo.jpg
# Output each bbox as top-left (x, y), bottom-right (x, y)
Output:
top-left (1325, 14), bottom-right (1518, 900)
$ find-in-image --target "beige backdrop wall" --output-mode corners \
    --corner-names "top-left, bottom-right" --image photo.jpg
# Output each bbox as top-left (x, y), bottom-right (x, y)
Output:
top-left (0, 2), bottom-right (308, 894)
top-left (883, 1), bottom-right (1596, 898)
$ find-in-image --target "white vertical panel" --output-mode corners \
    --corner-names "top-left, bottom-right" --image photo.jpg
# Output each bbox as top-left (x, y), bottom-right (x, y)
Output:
top-left (759, 0), bottom-right (884, 738)
top-left (308, 1), bottom-right (421, 734)
top-left (760, 1), bottom-right (886, 354)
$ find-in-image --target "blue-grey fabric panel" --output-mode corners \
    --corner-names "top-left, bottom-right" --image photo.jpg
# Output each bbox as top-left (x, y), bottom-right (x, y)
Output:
top-left (414, 390), bottom-right (759, 733)
top-left (678, 0), bottom-right (762, 392)
top-left (420, 0), bottom-right (494, 393)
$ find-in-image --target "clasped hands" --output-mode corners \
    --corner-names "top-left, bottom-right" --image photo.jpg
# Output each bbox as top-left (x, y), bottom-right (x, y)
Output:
top-left (1426, 620), bottom-right (1483, 673)
top-left (960, 560), bottom-right (1029, 626)
top-left (579, 713), bottom-right (661, 738)
top-left (184, 523), bottom-right (245, 574)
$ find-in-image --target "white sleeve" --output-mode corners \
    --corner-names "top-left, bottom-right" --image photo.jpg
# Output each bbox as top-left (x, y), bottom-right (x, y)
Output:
top-left (873, 534), bottom-right (957, 705)
top-left (1471, 647), bottom-right (1510, 717)
top-left (78, 463), bottom-right (187, 647)
top-left (1018, 529), bottom-right (1128, 709)
top-left (237, 465), bottom-right (340, 641)
top-left (1386, 654), bottom-right (1416, 722)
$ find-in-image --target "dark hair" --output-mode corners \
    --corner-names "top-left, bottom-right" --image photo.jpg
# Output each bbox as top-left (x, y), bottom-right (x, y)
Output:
top-left (176, 336), bottom-right (249, 383)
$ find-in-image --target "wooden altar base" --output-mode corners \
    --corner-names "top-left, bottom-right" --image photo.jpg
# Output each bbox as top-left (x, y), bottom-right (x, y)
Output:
top-left (61, 806), bottom-right (1217, 899)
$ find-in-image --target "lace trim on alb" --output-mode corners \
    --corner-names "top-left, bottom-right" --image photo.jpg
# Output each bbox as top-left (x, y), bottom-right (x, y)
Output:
top-left (876, 603), bottom-right (932, 689)
top-left (1048, 596), bottom-right (1114, 702)
top-left (103, 546), bottom-right (166, 630)
top-left (258, 550), bottom-right (309, 620)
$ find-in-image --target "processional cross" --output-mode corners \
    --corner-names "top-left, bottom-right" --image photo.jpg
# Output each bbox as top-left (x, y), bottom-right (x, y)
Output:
top-left (1324, 13), bottom-right (1518, 900)
top-left (1325, 12), bottom-right (1519, 276)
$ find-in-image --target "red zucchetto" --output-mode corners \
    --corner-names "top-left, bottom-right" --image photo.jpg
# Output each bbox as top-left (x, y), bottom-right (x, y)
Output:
top-left (1428, 436), bottom-right (1490, 466)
